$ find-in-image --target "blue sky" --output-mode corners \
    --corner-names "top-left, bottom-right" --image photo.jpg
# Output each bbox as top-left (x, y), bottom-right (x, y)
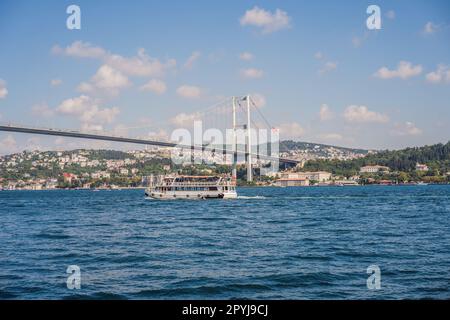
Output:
top-left (0, 0), bottom-right (449, 153)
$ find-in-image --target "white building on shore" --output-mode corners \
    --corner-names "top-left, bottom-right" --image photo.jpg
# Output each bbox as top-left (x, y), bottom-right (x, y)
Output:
top-left (360, 165), bottom-right (390, 173)
top-left (275, 171), bottom-right (332, 187)
top-left (415, 163), bottom-right (429, 172)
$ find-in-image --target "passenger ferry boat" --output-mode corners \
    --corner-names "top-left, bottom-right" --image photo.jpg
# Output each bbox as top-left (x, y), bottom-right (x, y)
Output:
top-left (145, 175), bottom-right (237, 199)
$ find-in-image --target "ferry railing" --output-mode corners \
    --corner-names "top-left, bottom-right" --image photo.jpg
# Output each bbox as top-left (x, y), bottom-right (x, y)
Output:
top-left (158, 181), bottom-right (231, 187)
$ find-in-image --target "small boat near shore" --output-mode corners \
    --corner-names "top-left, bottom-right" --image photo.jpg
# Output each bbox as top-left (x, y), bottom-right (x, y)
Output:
top-left (145, 174), bottom-right (237, 200)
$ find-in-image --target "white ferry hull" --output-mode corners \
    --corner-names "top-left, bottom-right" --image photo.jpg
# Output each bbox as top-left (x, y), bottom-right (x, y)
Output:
top-left (145, 188), bottom-right (237, 200)
top-left (145, 174), bottom-right (237, 200)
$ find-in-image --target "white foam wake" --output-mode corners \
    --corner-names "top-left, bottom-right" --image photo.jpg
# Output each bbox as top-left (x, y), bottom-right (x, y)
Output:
top-left (237, 195), bottom-right (266, 199)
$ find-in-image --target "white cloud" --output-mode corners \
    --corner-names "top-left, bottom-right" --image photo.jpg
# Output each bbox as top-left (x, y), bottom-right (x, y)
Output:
top-left (92, 65), bottom-right (130, 89)
top-left (56, 95), bottom-right (120, 130)
top-left (81, 123), bottom-right (104, 132)
top-left (54, 137), bottom-right (65, 146)
top-left (344, 105), bottom-right (389, 123)
top-left (277, 122), bottom-right (304, 139)
top-left (319, 104), bottom-right (333, 121)
top-left (319, 61), bottom-right (337, 75)
top-left (176, 85), bottom-right (202, 99)
top-left (184, 51), bottom-right (201, 69)
top-left (170, 112), bottom-right (202, 127)
top-left (314, 51), bottom-right (323, 60)
top-left (250, 93), bottom-right (266, 108)
top-left (425, 65), bottom-right (450, 84)
top-left (240, 6), bottom-right (291, 34)
top-left (78, 64), bottom-right (131, 95)
top-left (137, 117), bottom-right (153, 126)
top-left (112, 124), bottom-right (129, 137)
top-left (25, 137), bottom-right (43, 151)
top-left (80, 105), bottom-right (119, 124)
top-left (32, 103), bottom-right (54, 117)
top-left (391, 122), bottom-right (422, 136)
top-left (0, 134), bottom-right (17, 155)
top-left (53, 137), bottom-right (111, 150)
top-left (147, 129), bottom-right (169, 141)
top-left (105, 48), bottom-right (176, 77)
top-left (57, 95), bottom-right (93, 115)
top-left (0, 79), bottom-right (8, 99)
top-left (386, 10), bottom-right (395, 19)
top-left (374, 61), bottom-right (423, 79)
top-left (422, 22), bottom-right (438, 35)
top-left (352, 32), bottom-right (369, 48)
top-left (239, 52), bottom-right (254, 61)
top-left (139, 79), bottom-right (167, 94)
top-left (50, 79), bottom-right (62, 87)
top-left (77, 82), bottom-right (94, 93)
top-left (241, 68), bottom-right (264, 79)
top-left (317, 133), bottom-right (343, 142)
top-left (53, 41), bottom-right (176, 77)
top-left (52, 41), bottom-right (106, 59)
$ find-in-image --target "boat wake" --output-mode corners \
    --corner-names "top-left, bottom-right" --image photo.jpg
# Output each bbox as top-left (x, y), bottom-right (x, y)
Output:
top-left (237, 195), bottom-right (266, 200)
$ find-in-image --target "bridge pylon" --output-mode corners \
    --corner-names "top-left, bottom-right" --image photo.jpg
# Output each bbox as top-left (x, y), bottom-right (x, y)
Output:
top-left (231, 95), bottom-right (253, 183)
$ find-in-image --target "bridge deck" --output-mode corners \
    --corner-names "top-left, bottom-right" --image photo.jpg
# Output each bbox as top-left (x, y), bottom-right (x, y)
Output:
top-left (0, 124), bottom-right (299, 164)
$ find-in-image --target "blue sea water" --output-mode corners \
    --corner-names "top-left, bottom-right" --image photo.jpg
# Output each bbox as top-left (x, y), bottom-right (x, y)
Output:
top-left (0, 185), bottom-right (450, 300)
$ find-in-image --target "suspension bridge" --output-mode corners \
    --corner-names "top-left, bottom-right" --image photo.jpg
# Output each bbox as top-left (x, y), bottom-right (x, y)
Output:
top-left (0, 95), bottom-right (300, 181)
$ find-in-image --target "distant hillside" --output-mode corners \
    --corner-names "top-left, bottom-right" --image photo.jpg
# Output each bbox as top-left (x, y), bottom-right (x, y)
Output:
top-left (280, 140), bottom-right (370, 154)
top-left (303, 141), bottom-right (450, 176)
top-left (361, 142), bottom-right (450, 171)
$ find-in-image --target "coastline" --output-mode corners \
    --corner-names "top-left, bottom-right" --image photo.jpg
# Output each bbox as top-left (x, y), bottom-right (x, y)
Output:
top-left (2, 183), bottom-right (449, 191)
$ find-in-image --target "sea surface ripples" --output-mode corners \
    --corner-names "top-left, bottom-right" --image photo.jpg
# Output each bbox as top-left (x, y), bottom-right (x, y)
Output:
top-left (1, 185), bottom-right (449, 299)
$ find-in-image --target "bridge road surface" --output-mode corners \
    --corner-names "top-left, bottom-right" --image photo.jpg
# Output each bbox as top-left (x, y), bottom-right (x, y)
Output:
top-left (0, 124), bottom-right (299, 165)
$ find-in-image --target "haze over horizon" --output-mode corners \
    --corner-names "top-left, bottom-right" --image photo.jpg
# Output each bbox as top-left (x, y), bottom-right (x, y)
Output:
top-left (1, 0), bottom-right (449, 154)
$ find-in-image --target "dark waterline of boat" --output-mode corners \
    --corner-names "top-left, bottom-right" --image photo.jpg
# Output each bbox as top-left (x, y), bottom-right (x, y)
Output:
top-left (1, 185), bottom-right (449, 299)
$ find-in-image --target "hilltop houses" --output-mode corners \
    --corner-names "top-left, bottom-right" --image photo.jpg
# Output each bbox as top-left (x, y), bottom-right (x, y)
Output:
top-left (0, 148), bottom-right (168, 190)
top-left (63, 173), bottom-right (77, 184)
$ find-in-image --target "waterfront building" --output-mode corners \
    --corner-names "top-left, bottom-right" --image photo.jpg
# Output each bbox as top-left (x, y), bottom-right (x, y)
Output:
top-left (276, 171), bottom-right (332, 186)
top-left (359, 165), bottom-right (390, 173)
top-left (282, 171), bottom-right (332, 182)
top-left (415, 163), bottom-right (429, 172)
top-left (276, 177), bottom-right (310, 187)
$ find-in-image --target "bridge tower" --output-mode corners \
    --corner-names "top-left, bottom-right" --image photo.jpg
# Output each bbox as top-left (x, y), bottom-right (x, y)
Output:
top-left (231, 95), bottom-right (253, 183)
top-left (232, 96), bottom-right (237, 182)
top-left (245, 95), bottom-right (252, 182)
